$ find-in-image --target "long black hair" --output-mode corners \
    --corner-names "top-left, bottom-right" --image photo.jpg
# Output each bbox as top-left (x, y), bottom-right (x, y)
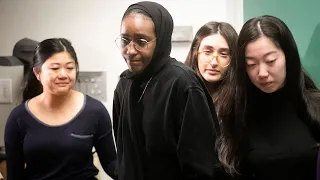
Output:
top-left (220, 15), bottom-right (320, 175)
top-left (22, 38), bottom-right (79, 102)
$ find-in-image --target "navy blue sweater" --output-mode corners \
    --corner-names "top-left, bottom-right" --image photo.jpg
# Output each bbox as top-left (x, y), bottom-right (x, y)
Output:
top-left (5, 95), bottom-right (116, 180)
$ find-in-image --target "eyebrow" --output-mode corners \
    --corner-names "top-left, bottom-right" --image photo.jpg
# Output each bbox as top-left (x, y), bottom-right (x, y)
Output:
top-left (50, 62), bottom-right (75, 65)
top-left (121, 33), bottom-right (154, 40)
top-left (263, 51), bottom-right (277, 58)
top-left (135, 33), bottom-right (152, 39)
top-left (201, 45), bottom-right (229, 51)
top-left (246, 51), bottom-right (277, 60)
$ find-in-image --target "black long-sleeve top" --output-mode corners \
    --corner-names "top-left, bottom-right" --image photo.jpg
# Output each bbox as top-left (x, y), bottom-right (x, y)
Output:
top-left (239, 89), bottom-right (319, 180)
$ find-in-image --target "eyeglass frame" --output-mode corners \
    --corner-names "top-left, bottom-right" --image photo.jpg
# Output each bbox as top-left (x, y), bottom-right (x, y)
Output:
top-left (115, 35), bottom-right (157, 51)
top-left (198, 51), bottom-right (231, 67)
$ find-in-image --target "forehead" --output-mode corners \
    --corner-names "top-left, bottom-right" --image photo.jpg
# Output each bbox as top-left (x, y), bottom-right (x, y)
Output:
top-left (245, 36), bottom-right (281, 57)
top-left (199, 34), bottom-right (229, 49)
top-left (45, 51), bottom-right (75, 65)
top-left (120, 13), bottom-right (155, 37)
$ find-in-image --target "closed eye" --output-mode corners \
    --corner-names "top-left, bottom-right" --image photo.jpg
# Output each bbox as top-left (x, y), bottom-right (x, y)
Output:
top-left (267, 60), bottom-right (276, 64)
top-left (203, 50), bottom-right (213, 55)
top-left (220, 52), bottom-right (229, 56)
top-left (136, 39), bottom-right (148, 47)
top-left (219, 53), bottom-right (230, 58)
top-left (247, 64), bottom-right (256, 67)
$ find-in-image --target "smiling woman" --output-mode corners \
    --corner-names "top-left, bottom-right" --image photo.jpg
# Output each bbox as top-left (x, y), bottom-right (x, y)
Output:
top-left (4, 38), bottom-right (117, 180)
top-left (33, 51), bottom-right (77, 96)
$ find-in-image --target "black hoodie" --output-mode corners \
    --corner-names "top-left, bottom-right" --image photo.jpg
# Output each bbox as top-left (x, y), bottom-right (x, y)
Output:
top-left (113, 1), bottom-right (219, 180)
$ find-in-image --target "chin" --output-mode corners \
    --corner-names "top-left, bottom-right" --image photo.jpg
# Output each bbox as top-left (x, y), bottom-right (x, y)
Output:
top-left (54, 89), bottom-right (72, 96)
top-left (260, 89), bottom-right (275, 93)
top-left (259, 86), bottom-right (279, 94)
top-left (204, 76), bottom-right (221, 83)
top-left (129, 69), bottom-right (140, 73)
top-left (129, 67), bottom-right (144, 73)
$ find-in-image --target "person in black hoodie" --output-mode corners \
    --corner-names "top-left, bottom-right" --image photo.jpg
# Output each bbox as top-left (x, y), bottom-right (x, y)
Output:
top-left (112, 1), bottom-right (219, 180)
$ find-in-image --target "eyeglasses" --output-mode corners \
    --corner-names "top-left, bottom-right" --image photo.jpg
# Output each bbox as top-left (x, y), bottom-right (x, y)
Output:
top-left (198, 50), bottom-right (231, 67)
top-left (115, 36), bottom-right (156, 51)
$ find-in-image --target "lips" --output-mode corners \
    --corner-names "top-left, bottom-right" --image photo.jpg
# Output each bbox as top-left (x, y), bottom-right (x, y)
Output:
top-left (127, 58), bottom-right (141, 62)
top-left (127, 60), bottom-right (142, 66)
top-left (56, 82), bottom-right (69, 86)
top-left (260, 82), bottom-right (272, 87)
top-left (206, 69), bottom-right (220, 74)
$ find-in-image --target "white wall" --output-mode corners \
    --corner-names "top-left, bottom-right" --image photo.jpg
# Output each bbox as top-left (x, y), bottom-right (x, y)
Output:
top-left (0, 0), bottom-right (243, 179)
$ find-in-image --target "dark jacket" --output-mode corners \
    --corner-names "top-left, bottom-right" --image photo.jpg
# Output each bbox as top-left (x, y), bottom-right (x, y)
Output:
top-left (113, 2), bottom-right (219, 180)
top-left (113, 59), bottom-right (219, 180)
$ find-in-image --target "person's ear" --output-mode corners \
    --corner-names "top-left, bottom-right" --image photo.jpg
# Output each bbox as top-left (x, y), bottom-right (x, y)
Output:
top-left (33, 68), bottom-right (41, 81)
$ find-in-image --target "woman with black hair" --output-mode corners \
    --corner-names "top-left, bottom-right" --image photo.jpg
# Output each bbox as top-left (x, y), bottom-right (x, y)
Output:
top-left (220, 15), bottom-right (320, 179)
top-left (5, 38), bottom-right (116, 180)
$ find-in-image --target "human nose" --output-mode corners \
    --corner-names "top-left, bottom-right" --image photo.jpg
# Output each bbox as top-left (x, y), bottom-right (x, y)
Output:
top-left (58, 69), bottom-right (68, 78)
top-left (210, 54), bottom-right (219, 66)
top-left (258, 64), bottom-right (269, 78)
top-left (126, 41), bottom-right (138, 55)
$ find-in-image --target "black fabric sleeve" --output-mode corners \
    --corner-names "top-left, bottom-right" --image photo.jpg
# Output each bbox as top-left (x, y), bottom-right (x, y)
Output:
top-left (177, 87), bottom-right (218, 180)
top-left (5, 112), bottom-right (25, 180)
top-left (94, 106), bottom-right (117, 179)
top-left (112, 89), bottom-right (120, 142)
top-left (111, 81), bottom-right (124, 180)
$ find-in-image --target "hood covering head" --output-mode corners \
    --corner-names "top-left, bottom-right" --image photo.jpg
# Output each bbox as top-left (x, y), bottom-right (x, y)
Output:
top-left (121, 1), bottom-right (174, 79)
